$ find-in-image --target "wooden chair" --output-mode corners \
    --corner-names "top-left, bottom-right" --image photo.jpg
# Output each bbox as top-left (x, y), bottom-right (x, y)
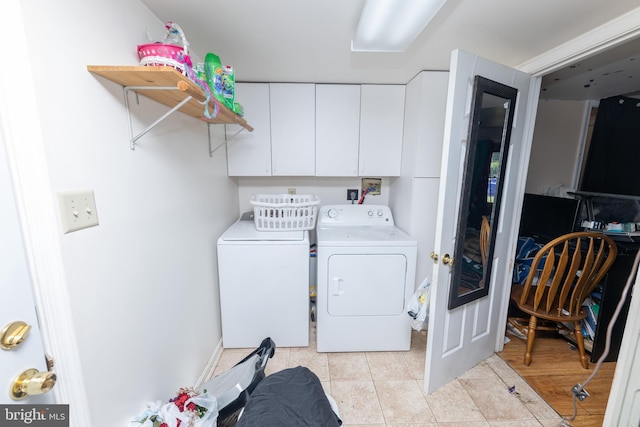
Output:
top-left (510, 231), bottom-right (617, 368)
top-left (480, 215), bottom-right (490, 266)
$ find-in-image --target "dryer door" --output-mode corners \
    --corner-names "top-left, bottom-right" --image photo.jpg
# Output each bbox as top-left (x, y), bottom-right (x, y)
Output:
top-left (327, 253), bottom-right (407, 316)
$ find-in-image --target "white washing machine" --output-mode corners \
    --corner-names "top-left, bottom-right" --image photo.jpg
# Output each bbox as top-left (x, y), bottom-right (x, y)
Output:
top-left (316, 204), bottom-right (417, 352)
top-left (217, 212), bottom-right (309, 348)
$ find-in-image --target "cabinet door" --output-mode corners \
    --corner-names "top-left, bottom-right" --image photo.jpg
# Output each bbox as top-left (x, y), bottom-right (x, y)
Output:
top-left (226, 83), bottom-right (271, 176)
top-left (315, 84), bottom-right (360, 176)
top-left (413, 72), bottom-right (448, 178)
top-left (359, 85), bottom-right (406, 176)
top-left (270, 83), bottom-right (315, 176)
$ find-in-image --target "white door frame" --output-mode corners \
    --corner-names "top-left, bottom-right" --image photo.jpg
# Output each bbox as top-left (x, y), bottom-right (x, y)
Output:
top-left (602, 260), bottom-right (640, 426)
top-left (2, 1), bottom-right (91, 425)
top-left (518, 8), bottom-right (640, 76)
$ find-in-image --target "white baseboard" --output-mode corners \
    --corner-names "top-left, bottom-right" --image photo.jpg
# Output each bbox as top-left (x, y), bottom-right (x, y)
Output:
top-left (194, 338), bottom-right (224, 388)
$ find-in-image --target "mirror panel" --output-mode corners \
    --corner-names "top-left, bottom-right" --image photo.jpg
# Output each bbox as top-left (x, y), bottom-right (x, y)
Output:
top-left (447, 76), bottom-right (518, 309)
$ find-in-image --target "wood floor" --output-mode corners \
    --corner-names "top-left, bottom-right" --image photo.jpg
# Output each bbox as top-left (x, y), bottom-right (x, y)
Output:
top-left (499, 331), bottom-right (616, 427)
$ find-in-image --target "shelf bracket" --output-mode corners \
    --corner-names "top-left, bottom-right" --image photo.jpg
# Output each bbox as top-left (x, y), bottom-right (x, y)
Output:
top-left (225, 126), bottom-right (246, 142)
top-left (206, 123), bottom-right (248, 157)
top-left (122, 84), bottom-right (247, 157)
top-left (123, 85), bottom-right (193, 150)
top-left (208, 124), bottom-right (228, 157)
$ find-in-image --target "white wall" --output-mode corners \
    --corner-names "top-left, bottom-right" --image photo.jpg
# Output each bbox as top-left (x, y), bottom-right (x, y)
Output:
top-left (237, 176), bottom-right (391, 214)
top-left (525, 100), bottom-right (590, 194)
top-left (20, 1), bottom-right (239, 426)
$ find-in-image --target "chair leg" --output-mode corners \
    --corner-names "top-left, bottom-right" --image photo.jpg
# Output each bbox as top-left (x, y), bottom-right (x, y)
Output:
top-left (524, 315), bottom-right (537, 366)
top-left (573, 321), bottom-right (590, 369)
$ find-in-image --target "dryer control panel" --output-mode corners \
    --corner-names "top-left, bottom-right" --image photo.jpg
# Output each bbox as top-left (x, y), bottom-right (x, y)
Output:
top-left (317, 204), bottom-right (394, 226)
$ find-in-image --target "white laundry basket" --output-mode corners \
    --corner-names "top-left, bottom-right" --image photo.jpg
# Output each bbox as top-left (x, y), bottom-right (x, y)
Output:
top-left (250, 194), bottom-right (320, 231)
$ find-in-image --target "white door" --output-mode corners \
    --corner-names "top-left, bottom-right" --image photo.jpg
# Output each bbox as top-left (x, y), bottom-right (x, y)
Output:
top-left (0, 3), bottom-right (90, 421)
top-left (424, 49), bottom-right (536, 393)
top-left (0, 133), bottom-right (53, 404)
top-left (603, 263), bottom-right (640, 426)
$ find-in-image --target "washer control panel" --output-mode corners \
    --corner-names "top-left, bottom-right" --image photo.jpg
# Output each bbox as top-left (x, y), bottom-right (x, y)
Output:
top-left (318, 204), bottom-right (394, 226)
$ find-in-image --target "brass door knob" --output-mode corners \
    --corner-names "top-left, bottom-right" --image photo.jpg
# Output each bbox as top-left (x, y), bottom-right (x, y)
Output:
top-left (430, 251), bottom-right (439, 263)
top-left (1, 321), bottom-right (32, 350)
top-left (442, 254), bottom-right (455, 266)
top-left (10, 368), bottom-right (57, 400)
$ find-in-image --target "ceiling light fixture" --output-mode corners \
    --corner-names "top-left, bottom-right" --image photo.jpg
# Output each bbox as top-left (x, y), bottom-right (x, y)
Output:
top-left (351, 0), bottom-right (447, 52)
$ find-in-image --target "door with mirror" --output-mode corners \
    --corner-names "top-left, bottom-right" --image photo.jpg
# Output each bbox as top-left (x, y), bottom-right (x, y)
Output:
top-left (425, 49), bottom-right (538, 393)
top-left (447, 76), bottom-right (517, 309)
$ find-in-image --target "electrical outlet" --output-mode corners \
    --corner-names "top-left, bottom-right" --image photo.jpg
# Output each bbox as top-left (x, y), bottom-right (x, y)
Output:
top-left (361, 178), bottom-right (382, 195)
top-left (347, 189), bottom-right (359, 201)
top-left (288, 188), bottom-right (296, 195)
top-left (57, 190), bottom-right (99, 234)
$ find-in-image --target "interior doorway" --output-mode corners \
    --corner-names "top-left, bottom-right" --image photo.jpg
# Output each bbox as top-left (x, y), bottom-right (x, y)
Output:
top-left (501, 33), bottom-right (640, 424)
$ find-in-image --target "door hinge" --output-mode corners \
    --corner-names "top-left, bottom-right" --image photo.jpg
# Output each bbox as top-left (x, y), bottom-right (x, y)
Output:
top-left (45, 354), bottom-right (55, 371)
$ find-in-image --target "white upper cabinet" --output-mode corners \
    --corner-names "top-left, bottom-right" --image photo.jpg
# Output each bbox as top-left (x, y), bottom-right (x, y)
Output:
top-left (270, 83), bottom-right (316, 176)
top-left (226, 83), bottom-right (271, 176)
top-left (402, 71), bottom-right (449, 178)
top-left (359, 85), bottom-right (406, 177)
top-left (315, 84), bottom-right (361, 176)
top-left (227, 83), bottom-right (406, 177)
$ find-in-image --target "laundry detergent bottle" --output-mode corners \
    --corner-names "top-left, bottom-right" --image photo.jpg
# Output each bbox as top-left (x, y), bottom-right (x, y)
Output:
top-left (204, 52), bottom-right (225, 104)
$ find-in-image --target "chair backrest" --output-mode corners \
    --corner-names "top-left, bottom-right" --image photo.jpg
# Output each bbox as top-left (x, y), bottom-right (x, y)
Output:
top-left (517, 231), bottom-right (617, 316)
top-left (480, 215), bottom-right (490, 266)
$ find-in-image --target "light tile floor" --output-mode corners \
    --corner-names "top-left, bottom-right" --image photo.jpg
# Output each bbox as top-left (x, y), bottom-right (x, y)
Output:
top-left (212, 326), bottom-right (563, 427)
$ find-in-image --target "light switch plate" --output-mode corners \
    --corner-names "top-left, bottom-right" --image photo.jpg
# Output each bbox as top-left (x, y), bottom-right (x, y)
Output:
top-left (57, 190), bottom-right (99, 234)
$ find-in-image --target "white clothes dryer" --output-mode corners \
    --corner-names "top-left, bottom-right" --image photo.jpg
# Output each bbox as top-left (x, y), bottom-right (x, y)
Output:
top-left (315, 205), bottom-right (417, 352)
top-left (217, 212), bottom-right (309, 348)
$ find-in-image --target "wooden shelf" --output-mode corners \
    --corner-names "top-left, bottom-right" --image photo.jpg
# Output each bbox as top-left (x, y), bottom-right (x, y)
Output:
top-left (87, 65), bottom-right (253, 132)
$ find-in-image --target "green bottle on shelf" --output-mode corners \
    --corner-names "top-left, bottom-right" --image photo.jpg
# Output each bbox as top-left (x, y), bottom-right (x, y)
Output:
top-left (204, 52), bottom-right (225, 104)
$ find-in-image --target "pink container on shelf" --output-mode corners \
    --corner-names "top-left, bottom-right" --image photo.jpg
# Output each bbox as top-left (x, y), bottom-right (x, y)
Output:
top-left (137, 22), bottom-right (190, 73)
